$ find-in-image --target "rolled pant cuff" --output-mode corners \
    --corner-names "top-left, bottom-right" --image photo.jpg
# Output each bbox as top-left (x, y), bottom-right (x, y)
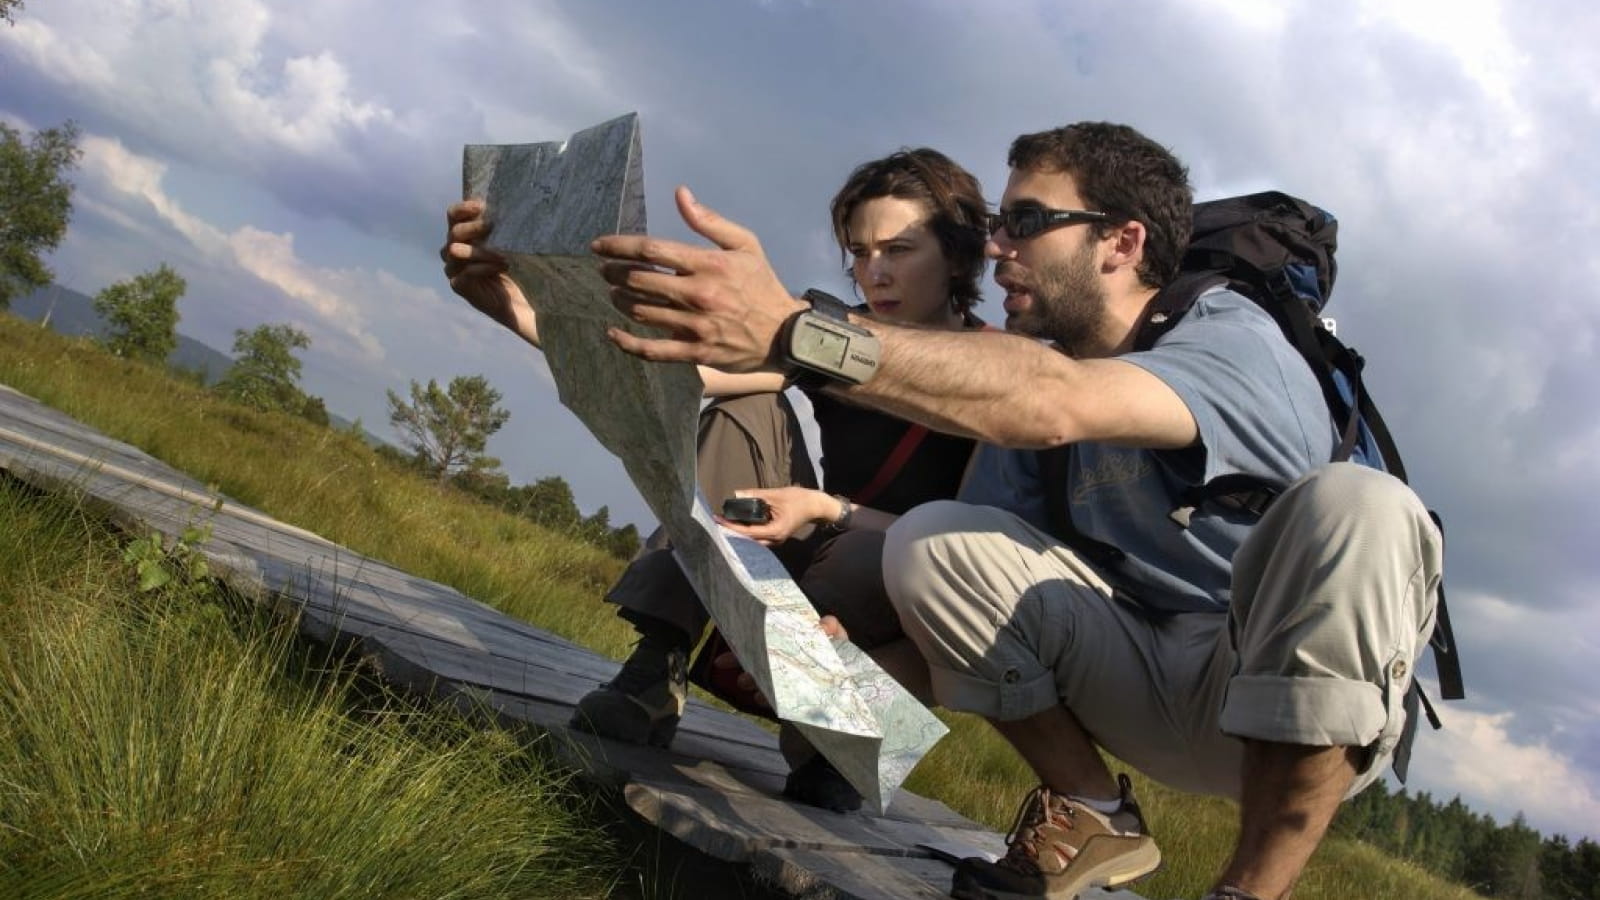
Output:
top-left (1219, 674), bottom-right (1385, 747)
top-left (928, 663), bottom-right (1059, 721)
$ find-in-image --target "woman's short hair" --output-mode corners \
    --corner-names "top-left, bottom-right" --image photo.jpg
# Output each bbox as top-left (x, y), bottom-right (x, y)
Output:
top-left (829, 148), bottom-right (988, 313)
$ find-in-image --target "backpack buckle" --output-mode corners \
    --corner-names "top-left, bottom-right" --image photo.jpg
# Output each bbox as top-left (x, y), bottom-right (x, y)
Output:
top-left (1168, 505), bottom-right (1195, 528)
top-left (1220, 488), bottom-right (1280, 518)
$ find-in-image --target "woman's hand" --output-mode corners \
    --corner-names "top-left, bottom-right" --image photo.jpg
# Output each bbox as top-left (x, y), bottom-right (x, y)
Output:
top-left (716, 486), bottom-right (843, 545)
top-left (713, 616), bottom-right (850, 713)
top-left (442, 200), bottom-right (541, 345)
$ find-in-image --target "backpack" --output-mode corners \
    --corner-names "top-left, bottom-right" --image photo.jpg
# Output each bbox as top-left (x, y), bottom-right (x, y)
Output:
top-left (1039, 191), bottom-right (1462, 781)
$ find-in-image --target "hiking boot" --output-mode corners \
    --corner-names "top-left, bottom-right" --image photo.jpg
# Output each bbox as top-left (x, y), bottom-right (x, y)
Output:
top-left (950, 774), bottom-right (1160, 900)
top-left (783, 754), bottom-right (863, 813)
top-left (570, 630), bottom-right (688, 748)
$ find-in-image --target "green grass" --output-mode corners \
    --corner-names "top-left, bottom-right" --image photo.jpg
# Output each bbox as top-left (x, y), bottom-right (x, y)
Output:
top-left (0, 316), bottom-right (634, 659)
top-left (0, 313), bottom-right (1483, 899)
top-left (0, 476), bottom-right (619, 899)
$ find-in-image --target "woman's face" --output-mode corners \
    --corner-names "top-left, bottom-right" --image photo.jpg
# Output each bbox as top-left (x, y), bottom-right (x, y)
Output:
top-left (846, 196), bottom-right (958, 327)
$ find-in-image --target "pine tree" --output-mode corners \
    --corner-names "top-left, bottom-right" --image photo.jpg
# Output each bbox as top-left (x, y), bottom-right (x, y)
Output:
top-left (386, 375), bottom-right (510, 485)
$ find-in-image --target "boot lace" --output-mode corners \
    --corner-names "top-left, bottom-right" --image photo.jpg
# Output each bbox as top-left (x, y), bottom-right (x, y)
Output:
top-left (995, 786), bottom-right (1077, 875)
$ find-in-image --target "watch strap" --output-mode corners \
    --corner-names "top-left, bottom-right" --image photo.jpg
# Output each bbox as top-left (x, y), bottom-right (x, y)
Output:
top-left (825, 493), bottom-right (853, 532)
top-left (802, 288), bottom-right (852, 321)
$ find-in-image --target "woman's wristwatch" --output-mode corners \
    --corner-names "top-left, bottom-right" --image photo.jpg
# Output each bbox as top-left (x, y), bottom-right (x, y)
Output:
top-left (825, 493), bottom-right (853, 532)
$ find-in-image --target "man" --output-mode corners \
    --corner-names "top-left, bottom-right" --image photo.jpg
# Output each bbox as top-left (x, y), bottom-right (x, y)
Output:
top-left (592, 122), bottom-right (1442, 900)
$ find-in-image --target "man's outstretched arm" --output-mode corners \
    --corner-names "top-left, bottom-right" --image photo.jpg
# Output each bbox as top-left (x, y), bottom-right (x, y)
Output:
top-left (595, 186), bottom-right (1195, 451)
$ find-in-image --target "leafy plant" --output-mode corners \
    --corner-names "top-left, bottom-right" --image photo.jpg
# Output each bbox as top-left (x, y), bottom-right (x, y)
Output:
top-left (122, 521), bottom-right (212, 595)
top-left (216, 322), bottom-right (312, 413)
top-left (93, 263), bottom-right (186, 363)
top-left (0, 119), bottom-right (80, 308)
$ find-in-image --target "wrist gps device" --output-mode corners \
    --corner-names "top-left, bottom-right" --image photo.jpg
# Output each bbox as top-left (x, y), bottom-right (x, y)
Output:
top-left (780, 290), bottom-right (881, 390)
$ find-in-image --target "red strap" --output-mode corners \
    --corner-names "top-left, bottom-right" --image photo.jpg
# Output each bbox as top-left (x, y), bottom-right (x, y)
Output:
top-left (849, 320), bottom-right (993, 508)
top-left (851, 424), bottom-right (928, 507)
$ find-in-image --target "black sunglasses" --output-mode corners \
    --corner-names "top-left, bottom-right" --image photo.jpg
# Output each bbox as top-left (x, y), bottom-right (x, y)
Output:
top-left (986, 205), bottom-right (1111, 240)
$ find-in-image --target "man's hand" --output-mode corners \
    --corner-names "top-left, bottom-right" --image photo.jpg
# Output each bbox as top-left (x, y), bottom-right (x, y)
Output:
top-left (593, 186), bottom-right (807, 373)
top-left (442, 200), bottom-right (539, 341)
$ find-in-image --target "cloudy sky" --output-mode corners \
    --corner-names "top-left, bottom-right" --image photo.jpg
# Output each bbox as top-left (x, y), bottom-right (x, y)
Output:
top-left (4, 0), bottom-right (1597, 842)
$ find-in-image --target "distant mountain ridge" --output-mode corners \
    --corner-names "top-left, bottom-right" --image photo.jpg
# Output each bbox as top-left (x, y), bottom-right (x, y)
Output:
top-left (7, 285), bottom-right (387, 445)
top-left (11, 284), bottom-right (236, 384)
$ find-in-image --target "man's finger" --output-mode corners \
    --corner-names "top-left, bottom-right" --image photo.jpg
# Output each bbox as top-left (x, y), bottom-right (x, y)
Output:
top-left (675, 185), bottom-right (761, 254)
top-left (613, 291), bottom-right (706, 336)
top-left (601, 266), bottom-right (699, 310)
top-left (591, 234), bottom-right (706, 274)
top-left (598, 259), bottom-right (673, 289)
top-left (606, 327), bottom-right (704, 365)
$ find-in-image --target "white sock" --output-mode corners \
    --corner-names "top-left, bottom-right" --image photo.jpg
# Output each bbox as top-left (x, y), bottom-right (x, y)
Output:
top-left (1069, 794), bottom-right (1122, 815)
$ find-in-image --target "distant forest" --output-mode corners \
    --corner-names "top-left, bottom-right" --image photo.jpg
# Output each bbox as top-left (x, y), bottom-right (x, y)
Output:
top-left (1333, 779), bottom-right (1598, 898)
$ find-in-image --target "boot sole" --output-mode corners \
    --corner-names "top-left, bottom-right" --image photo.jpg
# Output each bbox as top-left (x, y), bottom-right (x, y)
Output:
top-left (950, 841), bottom-right (1162, 900)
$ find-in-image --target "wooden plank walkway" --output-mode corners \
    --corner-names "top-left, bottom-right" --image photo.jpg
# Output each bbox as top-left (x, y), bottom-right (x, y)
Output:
top-left (0, 382), bottom-right (1145, 900)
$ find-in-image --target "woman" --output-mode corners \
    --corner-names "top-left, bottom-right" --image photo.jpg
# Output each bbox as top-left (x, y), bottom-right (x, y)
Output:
top-left (442, 148), bottom-right (989, 811)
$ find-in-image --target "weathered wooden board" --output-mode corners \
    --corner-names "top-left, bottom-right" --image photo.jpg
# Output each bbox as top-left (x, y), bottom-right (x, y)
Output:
top-left (0, 382), bottom-right (1151, 899)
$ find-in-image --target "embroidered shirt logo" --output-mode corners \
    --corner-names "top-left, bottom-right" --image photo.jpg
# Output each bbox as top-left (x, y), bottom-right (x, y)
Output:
top-left (1071, 450), bottom-right (1153, 504)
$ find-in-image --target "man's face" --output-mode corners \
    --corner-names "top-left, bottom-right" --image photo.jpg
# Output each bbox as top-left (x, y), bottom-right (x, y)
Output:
top-left (989, 168), bottom-right (1109, 357)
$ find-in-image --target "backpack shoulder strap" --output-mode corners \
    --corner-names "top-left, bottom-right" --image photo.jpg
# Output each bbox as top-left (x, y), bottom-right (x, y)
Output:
top-left (1133, 272), bottom-right (1228, 352)
top-left (1428, 511), bottom-right (1465, 700)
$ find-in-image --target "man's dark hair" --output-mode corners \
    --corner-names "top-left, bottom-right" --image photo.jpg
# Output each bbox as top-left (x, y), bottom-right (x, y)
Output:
top-left (830, 148), bottom-right (988, 313)
top-left (1008, 123), bottom-right (1192, 289)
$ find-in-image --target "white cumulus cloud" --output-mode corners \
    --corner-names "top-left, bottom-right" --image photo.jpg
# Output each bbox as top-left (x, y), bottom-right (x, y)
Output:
top-left (1411, 706), bottom-right (1600, 840)
top-left (73, 132), bottom-right (428, 363)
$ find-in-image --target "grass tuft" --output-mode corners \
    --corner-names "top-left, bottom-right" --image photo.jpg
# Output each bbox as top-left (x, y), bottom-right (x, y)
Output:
top-left (0, 476), bottom-right (618, 898)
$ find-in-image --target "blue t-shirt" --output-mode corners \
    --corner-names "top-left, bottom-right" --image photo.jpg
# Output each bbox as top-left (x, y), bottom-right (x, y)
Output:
top-left (959, 288), bottom-right (1333, 613)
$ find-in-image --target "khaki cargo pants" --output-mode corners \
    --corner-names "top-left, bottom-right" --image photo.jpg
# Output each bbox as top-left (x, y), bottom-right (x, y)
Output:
top-left (881, 463), bottom-right (1443, 798)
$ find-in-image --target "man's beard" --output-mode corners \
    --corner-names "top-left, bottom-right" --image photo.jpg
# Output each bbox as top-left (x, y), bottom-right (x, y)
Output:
top-left (1008, 238), bottom-right (1107, 357)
